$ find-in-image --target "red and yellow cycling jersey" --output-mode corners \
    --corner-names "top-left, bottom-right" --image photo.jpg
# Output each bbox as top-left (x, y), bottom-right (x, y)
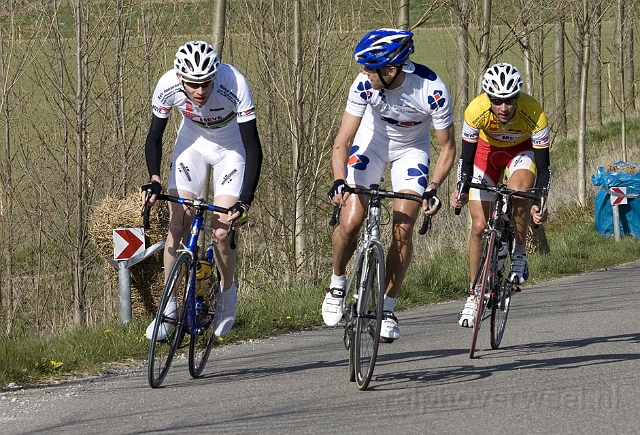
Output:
top-left (461, 93), bottom-right (550, 149)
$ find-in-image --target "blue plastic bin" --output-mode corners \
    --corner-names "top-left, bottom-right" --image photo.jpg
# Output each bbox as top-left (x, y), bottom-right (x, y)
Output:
top-left (591, 162), bottom-right (640, 237)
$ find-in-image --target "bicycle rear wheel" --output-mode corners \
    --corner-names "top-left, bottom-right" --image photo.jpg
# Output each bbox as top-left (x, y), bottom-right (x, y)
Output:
top-left (189, 278), bottom-right (219, 377)
top-left (354, 244), bottom-right (385, 390)
top-left (490, 278), bottom-right (512, 349)
top-left (148, 252), bottom-right (190, 388)
top-left (469, 233), bottom-right (497, 359)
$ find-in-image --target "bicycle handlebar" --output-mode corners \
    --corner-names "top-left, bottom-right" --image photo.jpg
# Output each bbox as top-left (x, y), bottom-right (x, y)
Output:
top-left (454, 174), bottom-right (548, 225)
top-left (328, 184), bottom-right (434, 235)
top-left (140, 184), bottom-right (238, 249)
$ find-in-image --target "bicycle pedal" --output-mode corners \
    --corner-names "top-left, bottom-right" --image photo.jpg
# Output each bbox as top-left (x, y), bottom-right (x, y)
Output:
top-left (513, 285), bottom-right (521, 293)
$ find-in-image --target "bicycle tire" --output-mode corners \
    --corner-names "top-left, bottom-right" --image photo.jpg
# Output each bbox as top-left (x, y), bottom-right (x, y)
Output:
top-left (354, 244), bottom-right (385, 390)
top-left (469, 233), bottom-right (497, 359)
top-left (189, 276), bottom-right (219, 377)
top-left (490, 278), bottom-right (512, 349)
top-left (148, 252), bottom-right (190, 388)
top-left (345, 302), bottom-right (356, 383)
top-left (345, 253), bottom-right (365, 383)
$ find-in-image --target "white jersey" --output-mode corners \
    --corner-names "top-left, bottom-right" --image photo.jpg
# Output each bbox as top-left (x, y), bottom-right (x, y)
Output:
top-left (151, 63), bottom-right (256, 139)
top-left (150, 64), bottom-right (256, 197)
top-left (345, 63), bottom-right (453, 152)
top-left (343, 63), bottom-right (453, 193)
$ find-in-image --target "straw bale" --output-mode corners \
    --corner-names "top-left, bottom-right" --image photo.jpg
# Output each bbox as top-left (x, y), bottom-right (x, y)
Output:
top-left (89, 193), bottom-right (169, 316)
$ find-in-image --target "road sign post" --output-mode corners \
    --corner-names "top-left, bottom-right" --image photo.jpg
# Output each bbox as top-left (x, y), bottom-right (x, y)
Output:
top-left (609, 187), bottom-right (627, 242)
top-left (107, 228), bottom-right (166, 324)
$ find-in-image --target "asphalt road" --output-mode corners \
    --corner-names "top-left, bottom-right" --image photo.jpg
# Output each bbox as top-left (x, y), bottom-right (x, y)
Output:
top-left (2, 261), bottom-right (639, 434)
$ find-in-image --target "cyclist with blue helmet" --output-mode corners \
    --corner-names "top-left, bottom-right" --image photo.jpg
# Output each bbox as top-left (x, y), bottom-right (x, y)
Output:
top-left (323, 28), bottom-right (456, 341)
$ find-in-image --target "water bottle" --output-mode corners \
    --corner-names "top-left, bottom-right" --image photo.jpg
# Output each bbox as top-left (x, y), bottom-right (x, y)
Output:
top-left (196, 258), bottom-right (212, 298)
top-left (496, 239), bottom-right (508, 275)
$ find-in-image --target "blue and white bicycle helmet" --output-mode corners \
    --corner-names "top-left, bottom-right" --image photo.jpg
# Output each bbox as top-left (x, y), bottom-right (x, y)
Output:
top-left (482, 63), bottom-right (523, 99)
top-left (174, 41), bottom-right (220, 83)
top-left (354, 28), bottom-right (415, 72)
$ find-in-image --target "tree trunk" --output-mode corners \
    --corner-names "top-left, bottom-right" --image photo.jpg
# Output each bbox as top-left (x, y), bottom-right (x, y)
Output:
top-left (590, 4), bottom-right (602, 126)
top-left (577, 0), bottom-right (590, 207)
top-left (455, 0), bottom-right (470, 122)
top-left (477, 0), bottom-right (492, 93)
top-left (553, 19), bottom-right (567, 139)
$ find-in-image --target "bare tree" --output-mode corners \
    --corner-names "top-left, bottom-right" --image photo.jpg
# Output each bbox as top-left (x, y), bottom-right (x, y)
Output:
top-left (553, 16), bottom-right (568, 139)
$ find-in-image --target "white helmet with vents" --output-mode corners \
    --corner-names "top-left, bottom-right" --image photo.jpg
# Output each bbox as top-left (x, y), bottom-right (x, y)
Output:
top-left (174, 41), bottom-right (220, 83)
top-left (482, 63), bottom-right (523, 99)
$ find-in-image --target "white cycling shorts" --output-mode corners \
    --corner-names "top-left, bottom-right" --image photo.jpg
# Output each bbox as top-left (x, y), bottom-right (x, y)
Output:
top-left (345, 143), bottom-right (431, 195)
top-left (167, 130), bottom-right (245, 198)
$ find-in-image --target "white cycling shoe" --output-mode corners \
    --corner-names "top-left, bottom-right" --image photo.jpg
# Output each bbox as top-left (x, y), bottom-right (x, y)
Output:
top-left (213, 283), bottom-right (238, 337)
top-left (380, 312), bottom-right (400, 343)
top-left (322, 287), bottom-right (345, 327)
top-left (458, 296), bottom-right (478, 328)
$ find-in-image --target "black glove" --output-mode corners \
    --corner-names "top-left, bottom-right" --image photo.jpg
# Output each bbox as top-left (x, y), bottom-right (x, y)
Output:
top-left (422, 187), bottom-right (442, 212)
top-left (230, 201), bottom-right (250, 224)
top-left (327, 179), bottom-right (347, 201)
top-left (141, 181), bottom-right (162, 197)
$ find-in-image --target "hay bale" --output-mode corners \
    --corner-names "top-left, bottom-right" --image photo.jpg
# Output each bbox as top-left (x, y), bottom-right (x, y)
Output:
top-left (89, 193), bottom-right (169, 316)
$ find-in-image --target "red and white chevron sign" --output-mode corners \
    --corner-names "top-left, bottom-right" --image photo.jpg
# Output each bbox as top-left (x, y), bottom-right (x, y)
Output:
top-left (113, 228), bottom-right (145, 260)
top-left (609, 186), bottom-right (628, 205)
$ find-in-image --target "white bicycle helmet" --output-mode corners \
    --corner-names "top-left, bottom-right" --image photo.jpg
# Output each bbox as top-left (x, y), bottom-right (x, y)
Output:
top-left (174, 41), bottom-right (220, 83)
top-left (482, 63), bottom-right (523, 99)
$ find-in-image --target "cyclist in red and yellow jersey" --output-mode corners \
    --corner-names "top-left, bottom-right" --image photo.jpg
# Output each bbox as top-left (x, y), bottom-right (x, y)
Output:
top-left (450, 63), bottom-right (550, 327)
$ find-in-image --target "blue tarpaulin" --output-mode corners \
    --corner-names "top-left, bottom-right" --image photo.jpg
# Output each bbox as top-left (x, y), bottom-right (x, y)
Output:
top-left (591, 162), bottom-right (640, 237)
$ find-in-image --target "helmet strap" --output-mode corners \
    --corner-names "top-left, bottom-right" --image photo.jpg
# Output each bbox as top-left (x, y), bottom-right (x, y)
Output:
top-left (378, 66), bottom-right (401, 89)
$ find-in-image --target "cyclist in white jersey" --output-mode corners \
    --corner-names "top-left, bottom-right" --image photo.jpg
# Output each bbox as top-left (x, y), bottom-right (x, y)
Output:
top-left (322, 29), bottom-right (456, 341)
top-left (143, 41), bottom-right (263, 340)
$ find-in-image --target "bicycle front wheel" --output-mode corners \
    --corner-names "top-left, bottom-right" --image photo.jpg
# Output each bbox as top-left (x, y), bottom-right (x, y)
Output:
top-left (354, 244), bottom-right (385, 390)
top-left (490, 278), bottom-right (512, 349)
top-left (148, 252), bottom-right (190, 388)
top-left (189, 278), bottom-right (219, 377)
top-left (469, 233), bottom-right (497, 359)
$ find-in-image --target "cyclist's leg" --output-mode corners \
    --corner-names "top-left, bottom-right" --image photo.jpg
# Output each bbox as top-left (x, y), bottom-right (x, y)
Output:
top-left (165, 135), bottom-right (209, 281)
top-left (385, 195), bottom-right (420, 298)
top-left (385, 146), bottom-right (432, 299)
top-left (505, 147), bottom-right (536, 283)
top-left (324, 144), bottom-right (383, 327)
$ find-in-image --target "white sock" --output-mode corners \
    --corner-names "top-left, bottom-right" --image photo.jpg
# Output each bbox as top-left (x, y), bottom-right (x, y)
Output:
top-left (383, 295), bottom-right (396, 313)
top-left (330, 273), bottom-right (346, 289)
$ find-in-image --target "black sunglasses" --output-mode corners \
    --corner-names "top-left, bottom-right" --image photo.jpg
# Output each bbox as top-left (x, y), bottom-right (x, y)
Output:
top-left (182, 80), bottom-right (213, 89)
top-left (489, 96), bottom-right (518, 106)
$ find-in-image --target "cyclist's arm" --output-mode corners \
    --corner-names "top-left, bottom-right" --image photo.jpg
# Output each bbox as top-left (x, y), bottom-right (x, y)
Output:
top-left (533, 146), bottom-right (551, 194)
top-left (531, 146), bottom-right (551, 224)
top-left (430, 124), bottom-right (456, 188)
top-left (329, 111), bottom-right (361, 205)
top-left (145, 114), bottom-right (169, 181)
top-left (238, 118), bottom-right (263, 206)
top-left (332, 111), bottom-right (362, 181)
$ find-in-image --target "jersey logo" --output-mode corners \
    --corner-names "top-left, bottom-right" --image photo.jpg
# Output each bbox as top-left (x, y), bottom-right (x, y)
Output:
top-left (489, 120), bottom-right (499, 131)
top-left (356, 80), bottom-right (373, 100)
top-left (428, 90), bottom-right (446, 110)
top-left (348, 146), bottom-right (370, 170)
top-left (381, 116), bottom-right (422, 127)
top-left (406, 162), bottom-right (430, 188)
top-left (178, 162), bottom-right (192, 182)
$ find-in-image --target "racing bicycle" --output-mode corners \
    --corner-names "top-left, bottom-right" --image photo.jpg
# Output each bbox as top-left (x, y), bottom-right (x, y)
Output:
top-left (142, 184), bottom-right (235, 388)
top-left (455, 175), bottom-right (546, 358)
top-left (330, 184), bottom-right (435, 390)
